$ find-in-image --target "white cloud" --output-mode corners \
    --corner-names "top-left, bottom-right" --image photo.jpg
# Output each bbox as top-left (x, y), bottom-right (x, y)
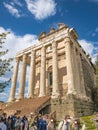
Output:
top-left (79, 39), bottom-right (94, 55)
top-left (0, 27), bottom-right (38, 59)
top-left (78, 39), bottom-right (97, 63)
top-left (92, 33), bottom-right (96, 37)
top-left (95, 28), bottom-right (98, 32)
top-left (88, 0), bottom-right (98, 3)
top-left (3, 2), bottom-right (21, 18)
top-left (0, 26), bottom-right (38, 71)
top-left (0, 92), bottom-right (9, 102)
top-left (13, 0), bottom-right (23, 7)
top-left (25, 0), bottom-right (56, 20)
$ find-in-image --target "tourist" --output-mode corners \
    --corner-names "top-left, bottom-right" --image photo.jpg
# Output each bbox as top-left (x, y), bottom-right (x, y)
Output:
top-left (38, 115), bottom-right (47, 130)
top-left (14, 116), bottom-right (20, 130)
top-left (29, 123), bottom-right (37, 130)
top-left (6, 116), bottom-right (12, 130)
top-left (0, 116), bottom-right (7, 130)
top-left (23, 116), bottom-right (29, 130)
top-left (47, 117), bottom-right (56, 130)
top-left (72, 119), bottom-right (80, 130)
top-left (58, 115), bottom-right (71, 130)
top-left (30, 116), bottom-right (38, 130)
top-left (81, 124), bottom-right (86, 130)
top-left (20, 118), bottom-right (25, 130)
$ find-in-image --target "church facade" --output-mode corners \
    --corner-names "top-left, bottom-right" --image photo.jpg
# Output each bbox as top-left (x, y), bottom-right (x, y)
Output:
top-left (8, 23), bottom-right (96, 118)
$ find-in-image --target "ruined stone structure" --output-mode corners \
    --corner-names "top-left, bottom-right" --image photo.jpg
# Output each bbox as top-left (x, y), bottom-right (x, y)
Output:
top-left (8, 23), bottom-right (96, 119)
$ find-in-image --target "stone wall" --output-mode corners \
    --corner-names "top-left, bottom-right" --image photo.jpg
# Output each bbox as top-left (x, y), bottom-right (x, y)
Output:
top-left (51, 95), bottom-right (95, 120)
top-left (82, 57), bottom-right (95, 99)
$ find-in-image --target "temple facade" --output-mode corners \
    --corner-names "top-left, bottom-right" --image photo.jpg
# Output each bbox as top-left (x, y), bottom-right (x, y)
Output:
top-left (8, 23), bottom-right (96, 118)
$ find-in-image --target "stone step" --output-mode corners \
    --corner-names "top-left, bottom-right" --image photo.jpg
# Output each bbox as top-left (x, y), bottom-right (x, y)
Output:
top-left (4, 96), bottom-right (51, 116)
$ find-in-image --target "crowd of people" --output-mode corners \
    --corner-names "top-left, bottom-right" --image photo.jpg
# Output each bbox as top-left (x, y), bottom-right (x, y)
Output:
top-left (0, 113), bottom-right (86, 130)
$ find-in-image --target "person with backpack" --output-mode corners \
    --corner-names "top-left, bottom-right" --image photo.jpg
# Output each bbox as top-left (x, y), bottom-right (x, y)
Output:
top-left (58, 115), bottom-right (71, 130)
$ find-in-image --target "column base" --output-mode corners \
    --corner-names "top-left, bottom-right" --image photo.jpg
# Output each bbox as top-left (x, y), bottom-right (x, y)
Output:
top-left (16, 96), bottom-right (24, 102)
top-left (7, 97), bottom-right (16, 103)
top-left (67, 89), bottom-right (77, 96)
top-left (27, 95), bottom-right (34, 98)
top-left (82, 95), bottom-right (88, 101)
top-left (51, 92), bottom-right (60, 99)
top-left (38, 94), bottom-right (46, 97)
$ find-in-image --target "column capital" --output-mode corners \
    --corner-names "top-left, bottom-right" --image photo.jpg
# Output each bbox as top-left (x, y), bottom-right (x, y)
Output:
top-left (41, 45), bottom-right (46, 51)
top-left (31, 49), bottom-right (35, 53)
top-left (23, 53), bottom-right (27, 58)
top-left (64, 37), bottom-right (71, 43)
top-left (23, 54), bottom-right (27, 64)
top-left (15, 57), bottom-right (19, 62)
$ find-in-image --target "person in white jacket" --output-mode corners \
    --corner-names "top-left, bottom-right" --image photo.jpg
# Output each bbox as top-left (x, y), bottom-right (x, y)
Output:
top-left (58, 115), bottom-right (71, 130)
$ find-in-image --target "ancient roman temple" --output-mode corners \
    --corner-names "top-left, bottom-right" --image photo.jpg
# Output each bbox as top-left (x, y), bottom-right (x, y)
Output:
top-left (7, 23), bottom-right (96, 118)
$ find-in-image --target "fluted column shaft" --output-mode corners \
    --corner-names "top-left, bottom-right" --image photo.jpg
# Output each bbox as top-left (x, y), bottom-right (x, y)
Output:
top-left (8, 57), bottom-right (19, 102)
top-left (18, 54), bottom-right (27, 100)
top-left (73, 45), bottom-right (81, 94)
top-left (39, 46), bottom-right (46, 97)
top-left (28, 50), bottom-right (35, 98)
top-left (65, 37), bottom-right (75, 94)
top-left (78, 54), bottom-right (86, 97)
top-left (52, 42), bottom-right (60, 98)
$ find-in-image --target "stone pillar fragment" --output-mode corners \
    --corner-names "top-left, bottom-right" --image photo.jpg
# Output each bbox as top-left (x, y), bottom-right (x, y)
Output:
top-left (8, 57), bottom-right (19, 102)
top-left (52, 42), bottom-right (60, 98)
top-left (39, 46), bottom-right (46, 97)
top-left (65, 37), bottom-right (75, 95)
top-left (28, 50), bottom-right (35, 98)
top-left (17, 54), bottom-right (27, 100)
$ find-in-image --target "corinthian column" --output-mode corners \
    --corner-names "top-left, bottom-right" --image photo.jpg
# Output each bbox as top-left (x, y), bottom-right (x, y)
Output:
top-left (17, 54), bottom-right (27, 100)
top-left (72, 45), bottom-right (81, 95)
top-left (28, 50), bottom-right (35, 98)
top-left (78, 54), bottom-right (86, 98)
top-left (52, 41), bottom-right (60, 98)
top-left (39, 46), bottom-right (46, 97)
top-left (65, 37), bottom-right (75, 95)
top-left (8, 57), bottom-right (19, 102)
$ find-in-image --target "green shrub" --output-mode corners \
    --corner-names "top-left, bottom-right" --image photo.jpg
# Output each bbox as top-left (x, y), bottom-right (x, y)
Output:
top-left (81, 116), bottom-right (96, 130)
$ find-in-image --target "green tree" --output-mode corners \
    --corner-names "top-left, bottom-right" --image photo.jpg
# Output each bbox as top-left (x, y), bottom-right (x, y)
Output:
top-left (0, 32), bottom-right (13, 92)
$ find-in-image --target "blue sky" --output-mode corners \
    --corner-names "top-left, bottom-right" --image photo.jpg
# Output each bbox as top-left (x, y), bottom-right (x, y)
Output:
top-left (0, 0), bottom-right (98, 102)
